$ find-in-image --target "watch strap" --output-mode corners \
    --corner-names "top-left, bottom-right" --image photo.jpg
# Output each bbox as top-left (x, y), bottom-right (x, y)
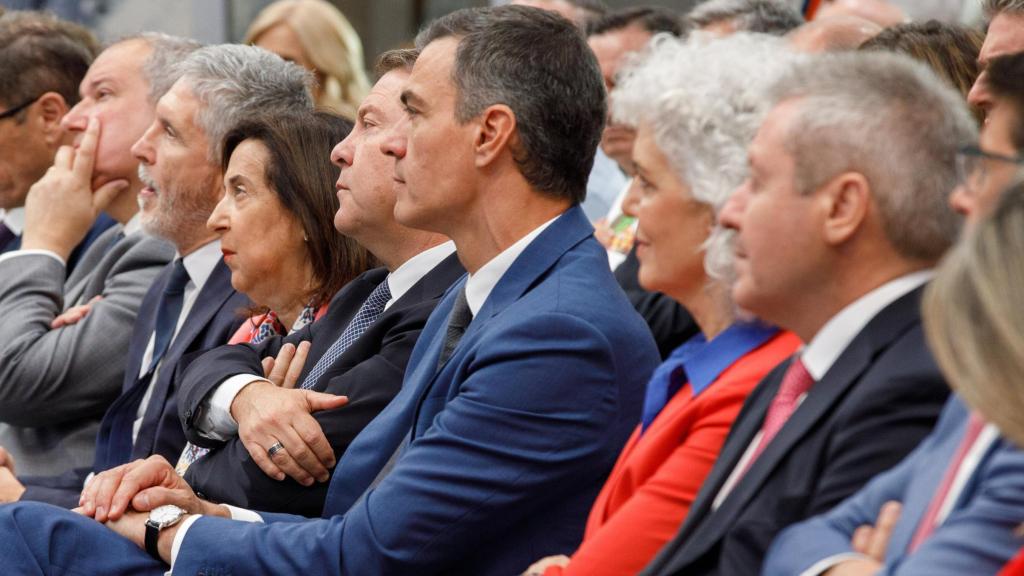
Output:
top-left (144, 518), bottom-right (161, 560)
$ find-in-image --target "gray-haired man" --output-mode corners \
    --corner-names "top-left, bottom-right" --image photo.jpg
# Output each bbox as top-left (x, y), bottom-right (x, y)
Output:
top-left (0, 44), bottom-right (311, 509)
top-left (0, 32), bottom-right (196, 480)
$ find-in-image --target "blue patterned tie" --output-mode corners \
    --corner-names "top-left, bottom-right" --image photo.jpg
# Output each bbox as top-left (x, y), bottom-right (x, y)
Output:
top-left (299, 279), bottom-right (392, 390)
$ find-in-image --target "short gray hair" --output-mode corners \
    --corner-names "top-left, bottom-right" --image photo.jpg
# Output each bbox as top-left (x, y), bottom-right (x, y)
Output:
top-left (982, 0), bottom-right (1024, 16)
top-left (613, 32), bottom-right (800, 280)
top-left (688, 0), bottom-right (803, 35)
top-left (768, 51), bottom-right (976, 261)
top-left (112, 33), bottom-right (201, 104)
top-left (175, 44), bottom-right (314, 160)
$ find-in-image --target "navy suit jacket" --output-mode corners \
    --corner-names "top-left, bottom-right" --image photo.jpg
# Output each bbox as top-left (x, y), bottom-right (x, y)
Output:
top-left (20, 258), bottom-right (247, 507)
top-left (765, 395), bottom-right (1024, 575)
top-left (177, 254), bottom-right (465, 517)
top-left (640, 287), bottom-right (950, 576)
top-left (173, 206), bottom-right (661, 575)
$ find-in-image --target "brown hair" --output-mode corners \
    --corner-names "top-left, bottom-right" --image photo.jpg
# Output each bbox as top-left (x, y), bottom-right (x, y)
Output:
top-left (374, 48), bottom-right (419, 79)
top-left (0, 11), bottom-right (98, 113)
top-left (860, 21), bottom-right (983, 104)
top-left (221, 111), bottom-right (376, 307)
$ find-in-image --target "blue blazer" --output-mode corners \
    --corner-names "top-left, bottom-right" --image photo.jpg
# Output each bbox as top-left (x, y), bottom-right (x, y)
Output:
top-left (174, 206), bottom-right (661, 575)
top-left (764, 395), bottom-right (1024, 576)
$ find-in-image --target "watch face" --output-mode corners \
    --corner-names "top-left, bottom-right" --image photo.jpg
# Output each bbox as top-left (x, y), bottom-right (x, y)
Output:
top-left (150, 504), bottom-right (184, 524)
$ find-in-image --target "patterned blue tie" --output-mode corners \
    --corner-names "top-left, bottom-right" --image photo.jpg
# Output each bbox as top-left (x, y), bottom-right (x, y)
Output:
top-left (299, 279), bottom-right (392, 390)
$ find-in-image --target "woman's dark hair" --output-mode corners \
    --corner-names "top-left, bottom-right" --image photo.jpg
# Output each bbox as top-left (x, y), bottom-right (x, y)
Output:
top-left (221, 110), bottom-right (375, 307)
top-left (860, 20), bottom-right (983, 106)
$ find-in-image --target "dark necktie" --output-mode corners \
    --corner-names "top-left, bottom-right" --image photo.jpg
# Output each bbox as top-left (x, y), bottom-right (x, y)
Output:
top-left (93, 259), bottom-right (190, 471)
top-left (437, 286), bottom-right (472, 370)
top-left (299, 279), bottom-right (392, 390)
top-left (0, 221), bottom-right (17, 251)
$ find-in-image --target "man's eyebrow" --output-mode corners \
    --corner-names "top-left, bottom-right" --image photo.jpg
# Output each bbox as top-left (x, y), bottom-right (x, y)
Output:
top-left (400, 89), bottom-right (424, 108)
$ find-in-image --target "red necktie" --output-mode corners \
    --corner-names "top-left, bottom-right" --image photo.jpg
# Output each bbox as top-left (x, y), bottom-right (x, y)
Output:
top-left (742, 357), bottom-right (814, 475)
top-left (908, 412), bottom-right (987, 552)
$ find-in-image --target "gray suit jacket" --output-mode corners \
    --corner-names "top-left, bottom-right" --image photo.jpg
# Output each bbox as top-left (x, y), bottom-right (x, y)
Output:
top-left (0, 225), bottom-right (174, 476)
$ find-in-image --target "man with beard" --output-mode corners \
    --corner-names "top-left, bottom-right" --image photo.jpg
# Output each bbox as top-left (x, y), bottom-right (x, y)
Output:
top-left (0, 44), bottom-right (312, 508)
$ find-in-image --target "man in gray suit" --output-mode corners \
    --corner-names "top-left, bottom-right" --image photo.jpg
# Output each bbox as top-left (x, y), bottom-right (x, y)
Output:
top-left (0, 34), bottom-right (199, 480)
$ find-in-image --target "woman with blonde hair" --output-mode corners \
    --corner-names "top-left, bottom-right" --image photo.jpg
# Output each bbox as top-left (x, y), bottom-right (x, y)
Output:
top-left (246, 0), bottom-right (370, 119)
top-left (923, 178), bottom-right (1024, 576)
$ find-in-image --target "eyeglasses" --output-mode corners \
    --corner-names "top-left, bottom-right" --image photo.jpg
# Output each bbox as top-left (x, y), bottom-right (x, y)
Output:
top-left (0, 96), bottom-right (40, 122)
top-left (955, 144), bottom-right (1024, 193)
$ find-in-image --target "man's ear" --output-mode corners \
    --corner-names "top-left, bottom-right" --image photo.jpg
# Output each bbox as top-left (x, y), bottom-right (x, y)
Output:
top-left (819, 171), bottom-right (871, 246)
top-left (36, 92), bottom-right (70, 146)
top-left (473, 104), bottom-right (517, 168)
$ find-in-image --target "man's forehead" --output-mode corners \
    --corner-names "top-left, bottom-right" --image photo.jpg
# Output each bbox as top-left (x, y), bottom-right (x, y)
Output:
top-left (82, 41), bottom-right (151, 88)
top-left (362, 71), bottom-right (409, 114)
top-left (981, 12), bottom-right (1024, 62)
top-left (157, 81), bottom-right (197, 121)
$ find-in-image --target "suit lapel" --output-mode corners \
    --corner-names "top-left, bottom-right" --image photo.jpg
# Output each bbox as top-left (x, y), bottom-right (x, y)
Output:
top-left (667, 287), bottom-right (927, 567)
top-left (65, 226), bottom-right (124, 305)
top-left (132, 261), bottom-right (237, 458)
top-left (121, 263), bottom-right (168, 392)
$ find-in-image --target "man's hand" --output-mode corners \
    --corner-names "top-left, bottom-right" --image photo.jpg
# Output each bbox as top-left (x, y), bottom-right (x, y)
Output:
top-left (21, 117), bottom-right (128, 260)
top-left (0, 446), bottom-right (17, 475)
top-left (51, 295), bottom-right (103, 328)
top-left (231, 342), bottom-right (349, 485)
top-left (0, 465), bottom-right (25, 502)
top-left (823, 500), bottom-right (902, 575)
top-left (523, 554), bottom-right (570, 575)
top-left (103, 508), bottom-right (182, 563)
top-left (78, 455), bottom-right (227, 523)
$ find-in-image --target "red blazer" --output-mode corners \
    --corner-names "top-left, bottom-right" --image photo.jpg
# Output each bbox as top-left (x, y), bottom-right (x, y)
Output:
top-left (1001, 547), bottom-right (1024, 575)
top-left (545, 331), bottom-right (801, 576)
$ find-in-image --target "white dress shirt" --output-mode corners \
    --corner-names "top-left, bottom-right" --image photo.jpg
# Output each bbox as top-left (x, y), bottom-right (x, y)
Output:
top-left (712, 270), bottom-right (934, 510)
top-left (171, 216), bottom-right (562, 568)
top-left (197, 240), bottom-right (457, 440)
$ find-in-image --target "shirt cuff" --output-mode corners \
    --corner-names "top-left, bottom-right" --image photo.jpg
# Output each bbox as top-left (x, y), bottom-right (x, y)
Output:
top-left (169, 506), bottom-right (264, 571)
top-left (0, 249), bottom-right (66, 267)
top-left (800, 552), bottom-right (873, 576)
top-left (198, 375), bottom-right (270, 440)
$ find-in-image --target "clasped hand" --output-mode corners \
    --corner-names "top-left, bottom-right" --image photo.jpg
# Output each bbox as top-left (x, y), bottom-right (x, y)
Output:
top-left (232, 341), bottom-right (349, 486)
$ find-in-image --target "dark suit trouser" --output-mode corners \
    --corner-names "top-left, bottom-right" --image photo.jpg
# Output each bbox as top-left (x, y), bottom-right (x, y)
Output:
top-left (0, 502), bottom-right (165, 575)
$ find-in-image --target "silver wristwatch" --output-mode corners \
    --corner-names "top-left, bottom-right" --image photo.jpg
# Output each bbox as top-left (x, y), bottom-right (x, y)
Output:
top-left (144, 504), bottom-right (187, 560)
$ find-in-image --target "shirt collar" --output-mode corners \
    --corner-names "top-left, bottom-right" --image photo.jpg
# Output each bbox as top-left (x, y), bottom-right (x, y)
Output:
top-left (801, 269), bottom-right (933, 381)
top-left (1, 207), bottom-right (25, 235)
top-left (464, 213), bottom-right (561, 316)
top-left (123, 212), bottom-right (143, 236)
top-left (177, 239), bottom-right (222, 293)
top-left (670, 321), bottom-right (780, 397)
top-left (385, 241), bottom-right (456, 310)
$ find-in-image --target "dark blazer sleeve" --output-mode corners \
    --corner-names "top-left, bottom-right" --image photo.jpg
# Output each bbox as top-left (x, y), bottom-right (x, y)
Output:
top-left (176, 337), bottom-right (284, 446)
top-left (182, 302), bottom-right (428, 517)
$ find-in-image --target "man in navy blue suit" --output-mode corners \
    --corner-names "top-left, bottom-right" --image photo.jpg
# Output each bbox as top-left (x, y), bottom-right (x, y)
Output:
top-left (0, 6), bottom-right (660, 576)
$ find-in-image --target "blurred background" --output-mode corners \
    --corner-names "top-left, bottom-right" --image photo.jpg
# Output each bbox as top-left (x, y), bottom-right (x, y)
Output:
top-left (0, 0), bottom-right (982, 71)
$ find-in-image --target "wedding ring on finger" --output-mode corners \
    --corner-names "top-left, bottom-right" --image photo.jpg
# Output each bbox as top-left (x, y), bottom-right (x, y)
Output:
top-left (267, 441), bottom-right (286, 458)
